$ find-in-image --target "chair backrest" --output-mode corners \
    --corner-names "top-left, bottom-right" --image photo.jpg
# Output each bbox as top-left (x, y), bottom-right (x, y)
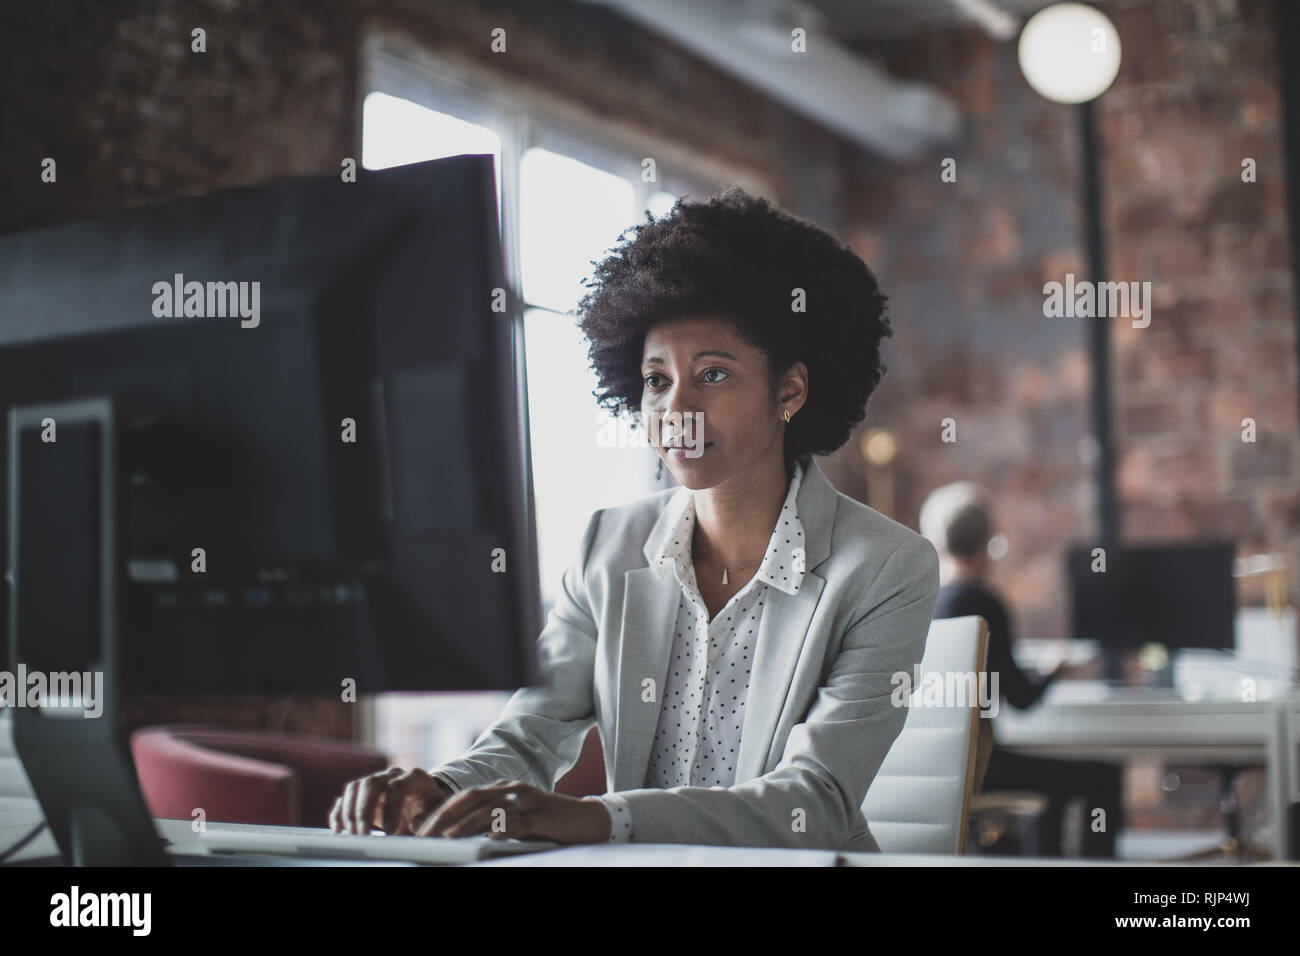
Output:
top-left (862, 614), bottom-right (989, 855)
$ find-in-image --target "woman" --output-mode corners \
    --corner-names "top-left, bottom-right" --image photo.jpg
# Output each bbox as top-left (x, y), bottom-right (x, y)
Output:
top-left (329, 187), bottom-right (940, 850)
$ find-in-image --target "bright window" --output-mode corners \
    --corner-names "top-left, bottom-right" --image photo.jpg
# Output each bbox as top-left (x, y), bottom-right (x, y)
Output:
top-left (359, 40), bottom-right (747, 768)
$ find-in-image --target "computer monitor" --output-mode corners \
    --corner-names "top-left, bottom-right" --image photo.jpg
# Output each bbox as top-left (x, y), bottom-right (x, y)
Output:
top-left (1066, 541), bottom-right (1236, 653)
top-left (0, 154), bottom-right (542, 863)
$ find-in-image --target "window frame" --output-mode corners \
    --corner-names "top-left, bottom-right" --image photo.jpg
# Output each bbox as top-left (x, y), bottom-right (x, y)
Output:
top-left (354, 32), bottom-right (777, 753)
top-left (359, 31), bottom-right (777, 315)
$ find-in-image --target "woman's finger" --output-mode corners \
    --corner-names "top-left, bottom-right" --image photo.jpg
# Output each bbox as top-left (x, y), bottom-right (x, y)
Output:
top-left (340, 779), bottom-right (361, 834)
top-left (417, 782), bottom-right (524, 838)
top-left (415, 787), bottom-right (493, 837)
top-left (445, 792), bottom-right (523, 838)
top-left (357, 767), bottom-right (403, 833)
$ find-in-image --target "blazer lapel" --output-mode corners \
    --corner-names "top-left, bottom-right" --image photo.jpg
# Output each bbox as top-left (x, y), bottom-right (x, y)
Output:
top-left (733, 570), bottom-right (826, 782)
top-left (612, 457), bottom-right (840, 790)
top-left (613, 565), bottom-right (683, 791)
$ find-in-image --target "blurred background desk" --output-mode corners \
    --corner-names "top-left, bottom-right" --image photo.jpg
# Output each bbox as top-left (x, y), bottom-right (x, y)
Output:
top-left (993, 682), bottom-right (1300, 860)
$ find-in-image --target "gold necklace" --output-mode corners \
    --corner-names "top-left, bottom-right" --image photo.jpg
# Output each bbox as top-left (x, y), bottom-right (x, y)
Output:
top-left (694, 533), bottom-right (764, 586)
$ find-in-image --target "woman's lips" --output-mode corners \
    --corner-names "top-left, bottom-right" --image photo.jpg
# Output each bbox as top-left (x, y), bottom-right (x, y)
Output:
top-left (669, 441), bottom-right (712, 460)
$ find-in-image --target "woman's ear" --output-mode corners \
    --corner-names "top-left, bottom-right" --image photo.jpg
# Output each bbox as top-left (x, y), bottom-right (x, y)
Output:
top-left (777, 361), bottom-right (809, 415)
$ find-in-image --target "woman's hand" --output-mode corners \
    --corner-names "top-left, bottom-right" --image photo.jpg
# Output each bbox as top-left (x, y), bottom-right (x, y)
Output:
top-left (328, 767), bottom-right (451, 835)
top-left (414, 780), bottom-right (611, 844)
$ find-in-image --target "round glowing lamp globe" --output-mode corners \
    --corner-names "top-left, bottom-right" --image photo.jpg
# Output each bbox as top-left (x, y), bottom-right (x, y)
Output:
top-left (1018, 3), bottom-right (1121, 104)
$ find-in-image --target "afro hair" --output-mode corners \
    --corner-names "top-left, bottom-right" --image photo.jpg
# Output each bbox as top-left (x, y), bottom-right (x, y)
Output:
top-left (575, 186), bottom-right (892, 472)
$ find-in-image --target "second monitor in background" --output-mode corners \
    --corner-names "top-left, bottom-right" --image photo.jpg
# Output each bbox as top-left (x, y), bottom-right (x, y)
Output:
top-left (1067, 542), bottom-right (1237, 676)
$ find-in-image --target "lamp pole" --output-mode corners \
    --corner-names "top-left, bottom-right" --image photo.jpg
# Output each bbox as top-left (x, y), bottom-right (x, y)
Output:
top-left (1078, 97), bottom-right (1119, 549)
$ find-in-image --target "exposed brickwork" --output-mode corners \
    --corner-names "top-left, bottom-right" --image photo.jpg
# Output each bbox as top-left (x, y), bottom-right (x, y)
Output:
top-left (835, 25), bottom-right (1093, 642)
top-left (835, 0), bottom-right (1299, 640)
top-left (0, 0), bottom-right (850, 235)
top-left (1098, 0), bottom-right (1299, 613)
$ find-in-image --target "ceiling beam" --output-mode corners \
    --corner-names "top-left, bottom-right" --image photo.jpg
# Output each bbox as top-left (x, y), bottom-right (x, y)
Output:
top-left (578, 0), bottom-right (962, 160)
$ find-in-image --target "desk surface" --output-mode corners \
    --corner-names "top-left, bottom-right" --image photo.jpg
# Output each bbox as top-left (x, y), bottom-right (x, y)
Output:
top-left (4, 817), bottom-right (1293, 867)
top-left (993, 684), bottom-right (1300, 761)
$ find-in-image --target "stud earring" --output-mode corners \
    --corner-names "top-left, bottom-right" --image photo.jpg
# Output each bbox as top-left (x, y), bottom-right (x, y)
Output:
top-left (782, 409), bottom-right (791, 423)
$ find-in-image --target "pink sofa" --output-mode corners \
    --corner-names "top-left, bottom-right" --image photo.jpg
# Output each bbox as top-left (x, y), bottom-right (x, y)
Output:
top-left (131, 722), bottom-right (609, 830)
top-left (130, 725), bottom-right (389, 828)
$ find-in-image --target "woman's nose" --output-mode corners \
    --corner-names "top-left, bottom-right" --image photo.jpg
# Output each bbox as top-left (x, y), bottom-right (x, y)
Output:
top-left (665, 410), bottom-right (703, 444)
top-left (646, 381), bottom-right (684, 416)
top-left (666, 391), bottom-right (695, 423)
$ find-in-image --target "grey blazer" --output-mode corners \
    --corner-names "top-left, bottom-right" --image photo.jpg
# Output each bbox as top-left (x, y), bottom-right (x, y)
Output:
top-left (429, 455), bottom-right (940, 852)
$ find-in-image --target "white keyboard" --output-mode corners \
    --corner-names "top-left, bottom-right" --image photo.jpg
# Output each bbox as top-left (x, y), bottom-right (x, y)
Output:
top-left (194, 821), bottom-right (561, 864)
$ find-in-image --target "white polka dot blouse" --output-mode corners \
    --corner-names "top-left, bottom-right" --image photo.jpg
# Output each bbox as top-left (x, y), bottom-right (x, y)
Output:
top-left (594, 459), bottom-right (807, 842)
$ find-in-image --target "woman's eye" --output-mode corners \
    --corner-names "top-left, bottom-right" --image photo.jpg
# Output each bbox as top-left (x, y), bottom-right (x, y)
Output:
top-left (702, 368), bottom-right (729, 383)
top-left (644, 374), bottom-right (665, 389)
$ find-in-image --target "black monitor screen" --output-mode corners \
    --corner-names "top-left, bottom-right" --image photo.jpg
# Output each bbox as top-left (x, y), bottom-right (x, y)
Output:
top-left (1067, 542), bottom-right (1236, 651)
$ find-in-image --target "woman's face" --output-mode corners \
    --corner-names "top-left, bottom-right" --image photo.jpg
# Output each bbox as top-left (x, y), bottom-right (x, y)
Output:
top-left (640, 314), bottom-right (803, 490)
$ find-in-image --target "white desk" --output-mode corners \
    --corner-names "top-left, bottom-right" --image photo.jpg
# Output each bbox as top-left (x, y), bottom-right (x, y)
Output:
top-left (8, 818), bottom-right (1286, 866)
top-left (469, 844), bottom-right (1270, 866)
top-left (5, 685), bottom-right (1298, 864)
top-left (992, 683), bottom-right (1300, 860)
top-left (5, 816), bottom-right (1296, 867)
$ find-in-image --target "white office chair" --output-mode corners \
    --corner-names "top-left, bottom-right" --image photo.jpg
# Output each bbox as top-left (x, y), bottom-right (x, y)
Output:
top-left (862, 614), bottom-right (989, 855)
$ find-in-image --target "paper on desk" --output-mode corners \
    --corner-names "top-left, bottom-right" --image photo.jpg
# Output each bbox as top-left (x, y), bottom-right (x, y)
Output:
top-left (471, 843), bottom-right (839, 866)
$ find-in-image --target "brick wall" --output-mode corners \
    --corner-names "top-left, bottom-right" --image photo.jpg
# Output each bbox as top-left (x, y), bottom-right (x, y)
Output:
top-left (834, 0), bottom-right (1300, 640)
top-left (0, 0), bottom-right (852, 235)
top-left (1098, 0), bottom-right (1300, 616)
top-left (835, 26), bottom-right (1094, 642)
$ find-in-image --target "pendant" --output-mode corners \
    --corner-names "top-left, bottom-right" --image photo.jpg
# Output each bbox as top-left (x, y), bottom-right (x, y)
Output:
top-left (721, 567), bottom-right (729, 585)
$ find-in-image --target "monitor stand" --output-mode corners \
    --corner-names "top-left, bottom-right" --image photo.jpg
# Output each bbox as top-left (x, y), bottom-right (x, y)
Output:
top-left (7, 397), bottom-right (169, 865)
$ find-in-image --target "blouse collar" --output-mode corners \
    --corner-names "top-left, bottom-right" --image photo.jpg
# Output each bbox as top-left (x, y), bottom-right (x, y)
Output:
top-left (650, 459), bottom-right (807, 597)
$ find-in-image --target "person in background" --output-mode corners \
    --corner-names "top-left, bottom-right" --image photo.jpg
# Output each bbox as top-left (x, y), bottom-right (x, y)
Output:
top-left (920, 481), bottom-right (1124, 858)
